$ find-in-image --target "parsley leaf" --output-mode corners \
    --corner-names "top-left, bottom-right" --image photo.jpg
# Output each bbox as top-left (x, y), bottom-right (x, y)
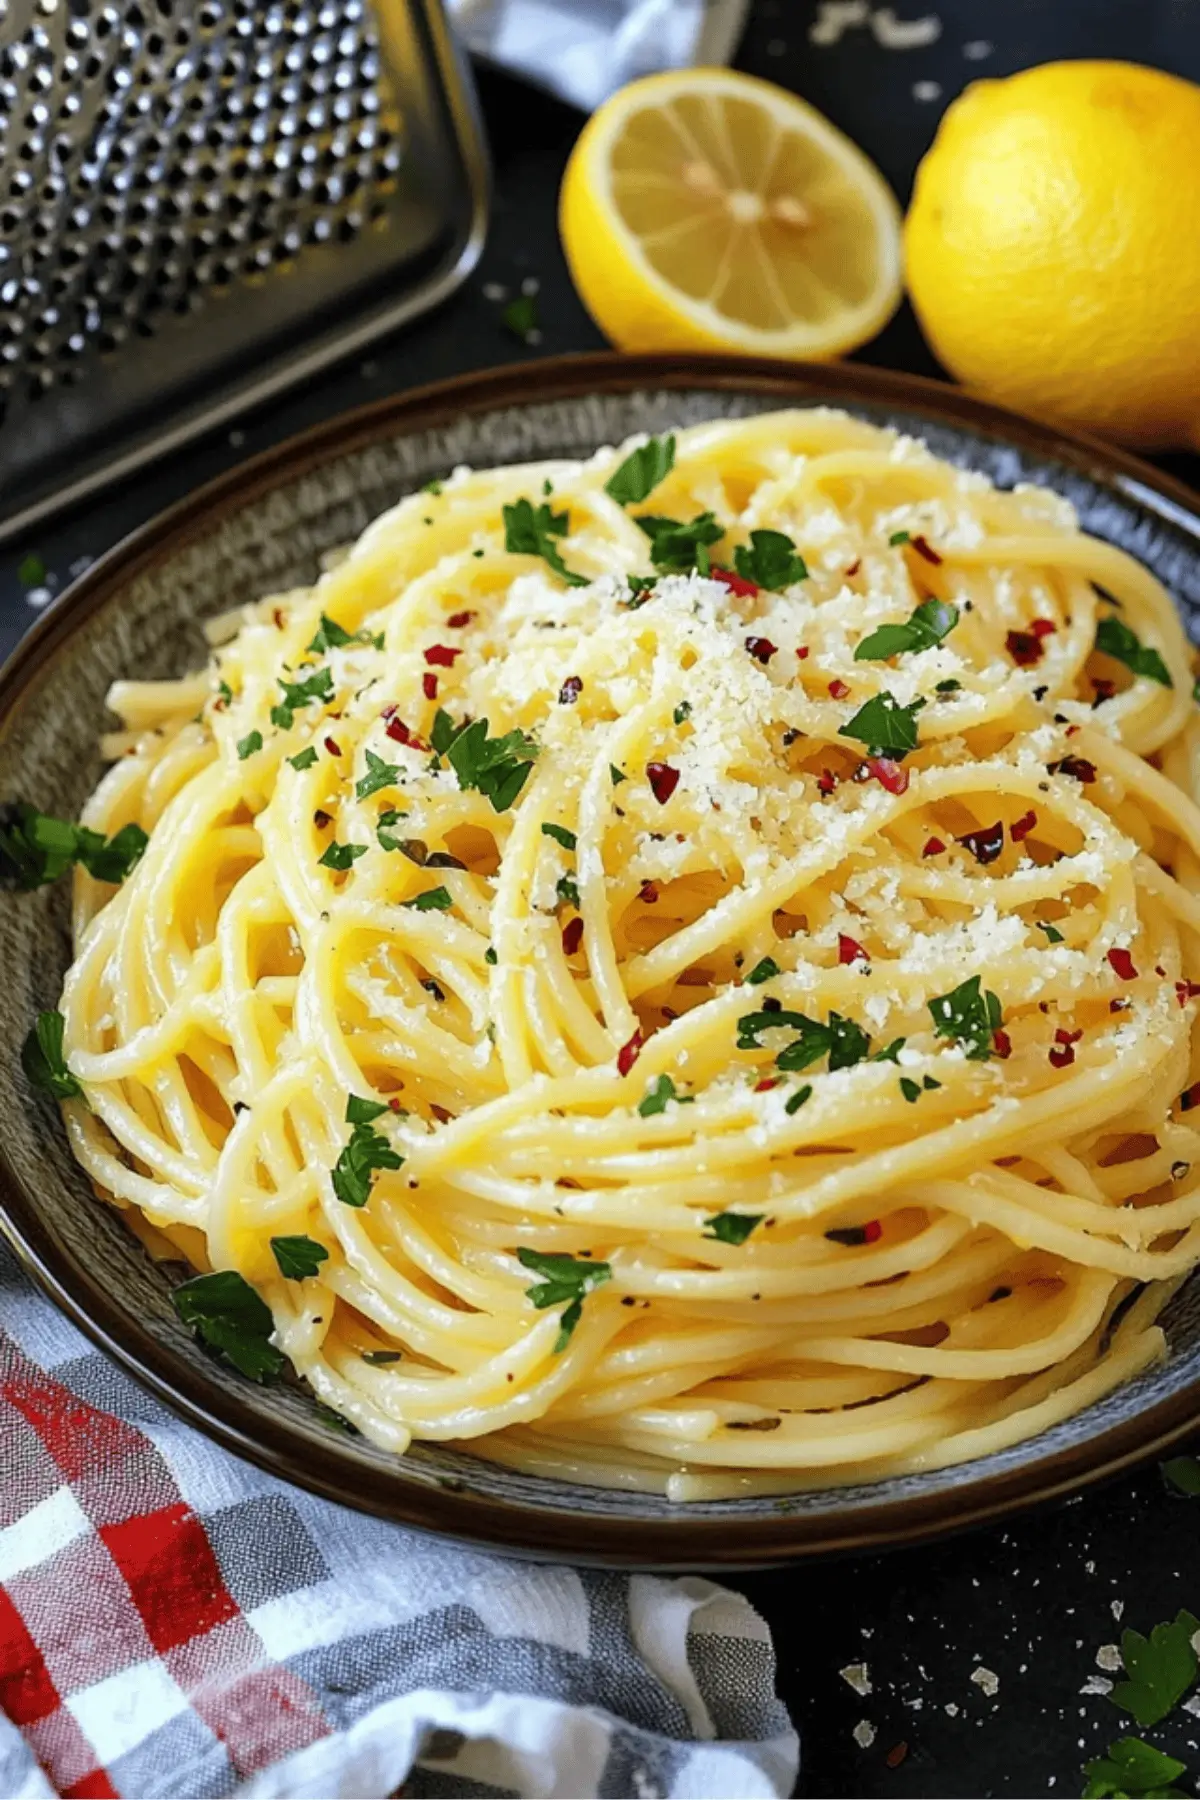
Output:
top-left (744, 956), bottom-right (781, 986)
top-left (502, 292), bottom-right (539, 341)
top-left (403, 885), bottom-right (453, 911)
top-left (1038, 920), bottom-right (1065, 943)
top-left (318, 840), bottom-right (367, 871)
top-left (434, 712), bottom-right (540, 813)
top-left (362, 1348), bottom-right (403, 1364)
top-left (503, 497), bottom-right (588, 587)
top-left (270, 1234), bottom-right (330, 1279)
top-left (1111, 1611), bottom-right (1200, 1727)
top-left (1, 804), bottom-right (148, 889)
top-left (638, 1074), bottom-right (694, 1116)
top-left (1162, 1456), bottom-right (1200, 1498)
top-left (355, 749), bottom-right (401, 799)
top-left (376, 808), bottom-right (407, 852)
top-left (855, 599), bottom-right (959, 662)
top-left (635, 510), bottom-right (724, 575)
top-left (237, 730), bottom-right (263, 760)
top-left (889, 530), bottom-right (911, 546)
top-left (271, 665), bottom-right (334, 730)
top-left (541, 822), bottom-right (577, 851)
top-left (785, 1083), bottom-right (813, 1114)
top-left (674, 700), bottom-right (692, 725)
top-left (17, 551), bottom-right (46, 588)
top-left (703, 1211), bottom-right (763, 1244)
top-left (172, 1269), bottom-right (285, 1382)
top-left (839, 692), bottom-right (926, 759)
top-left (306, 613), bottom-right (382, 655)
top-left (605, 434), bottom-right (675, 506)
top-left (625, 574), bottom-right (658, 608)
top-left (928, 975), bottom-right (1004, 1062)
top-left (517, 1247), bottom-right (612, 1352)
top-left (900, 1076), bottom-right (922, 1103)
top-left (610, 763), bottom-right (627, 786)
top-left (738, 1007), bottom-right (871, 1073)
top-left (21, 1009), bottom-right (83, 1100)
top-left (332, 1099), bottom-right (404, 1207)
top-left (1083, 1736), bottom-right (1188, 1799)
top-left (1096, 616), bottom-right (1173, 688)
top-left (733, 529), bottom-right (808, 590)
top-left (288, 747), bottom-right (319, 771)
top-left (555, 873), bottom-right (579, 908)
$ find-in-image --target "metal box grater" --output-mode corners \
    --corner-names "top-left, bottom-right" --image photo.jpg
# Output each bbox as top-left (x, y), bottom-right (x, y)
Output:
top-left (0, 0), bottom-right (489, 545)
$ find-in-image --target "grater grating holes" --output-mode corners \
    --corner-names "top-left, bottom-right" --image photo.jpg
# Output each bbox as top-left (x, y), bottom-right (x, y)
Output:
top-left (0, 0), bottom-right (405, 421)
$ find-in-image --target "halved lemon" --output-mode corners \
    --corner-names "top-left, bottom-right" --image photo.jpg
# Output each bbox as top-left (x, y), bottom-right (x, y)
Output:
top-left (559, 68), bottom-right (902, 360)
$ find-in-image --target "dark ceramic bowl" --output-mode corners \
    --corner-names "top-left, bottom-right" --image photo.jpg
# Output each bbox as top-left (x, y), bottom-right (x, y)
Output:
top-left (3, 353), bottom-right (1200, 1568)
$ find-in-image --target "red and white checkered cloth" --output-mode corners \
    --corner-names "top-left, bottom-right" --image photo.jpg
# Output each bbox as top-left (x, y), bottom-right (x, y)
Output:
top-left (0, 1243), bottom-right (798, 1799)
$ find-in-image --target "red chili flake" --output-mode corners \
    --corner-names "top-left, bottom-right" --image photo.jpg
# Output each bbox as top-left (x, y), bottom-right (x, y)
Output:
top-left (384, 713), bottom-right (425, 748)
top-left (711, 565), bottom-right (759, 598)
top-left (845, 559), bottom-right (861, 577)
top-left (1156, 965), bottom-right (1166, 977)
top-left (838, 933), bottom-right (868, 965)
top-left (1177, 981), bottom-right (1200, 1007)
top-left (1181, 1081), bottom-right (1200, 1112)
top-left (885, 1743), bottom-right (909, 1771)
top-left (865, 755), bottom-right (909, 795)
top-left (795, 645), bottom-right (810, 661)
top-left (1030, 618), bottom-right (1057, 638)
top-left (1006, 629), bottom-right (1044, 667)
top-left (312, 809), bottom-right (332, 829)
top-left (911, 534), bottom-right (942, 565)
top-left (826, 1221), bottom-right (883, 1246)
top-left (446, 610), bottom-right (475, 628)
top-left (923, 836), bottom-right (946, 857)
top-left (638, 881), bottom-right (659, 904)
top-left (1010, 809), bottom-right (1037, 842)
top-left (992, 1028), bottom-right (1013, 1059)
top-left (324, 736), bottom-right (341, 756)
top-left (1049, 1026), bottom-right (1083, 1069)
top-left (561, 916), bottom-right (584, 956)
top-left (1065, 724), bottom-right (1080, 738)
top-left (863, 1219), bottom-right (883, 1243)
top-left (817, 769), bottom-right (838, 796)
top-left (1108, 947), bottom-right (1138, 981)
top-left (1051, 755), bottom-right (1097, 784)
top-left (745, 635), bottom-right (777, 664)
top-left (958, 821), bottom-right (1005, 865)
top-left (617, 1031), bottom-right (644, 1076)
top-left (828, 678), bottom-right (851, 700)
top-left (424, 644), bottom-right (462, 667)
top-left (558, 675), bottom-right (583, 704)
top-left (755, 1077), bottom-right (780, 1092)
top-left (1110, 998), bottom-right (1131, 1014)
top-left (646, 761), bottom-right (679, 804)
top-left (429, 1103), bottom-right (453, 1123)
top-left (423, 672), bottom-right (438, 700)
top-left (1091, 677), bottom-right (1116, 705)
top-left (388, 1096), bottom-right (405, 1112)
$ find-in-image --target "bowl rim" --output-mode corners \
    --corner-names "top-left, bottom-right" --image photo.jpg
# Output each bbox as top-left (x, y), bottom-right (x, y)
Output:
top-left (4, 348), bottom-right (1200, 1569)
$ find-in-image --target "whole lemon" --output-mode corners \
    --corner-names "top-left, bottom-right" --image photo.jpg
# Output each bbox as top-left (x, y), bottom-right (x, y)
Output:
top-left (904, 61), bottom-right (1200, 449)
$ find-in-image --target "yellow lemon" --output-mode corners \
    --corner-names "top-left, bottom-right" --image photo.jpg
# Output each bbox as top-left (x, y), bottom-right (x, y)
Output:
top-left (559, 68), bottom-right (902, 361)
top-left (905, 60), bottom-right (1200, 449)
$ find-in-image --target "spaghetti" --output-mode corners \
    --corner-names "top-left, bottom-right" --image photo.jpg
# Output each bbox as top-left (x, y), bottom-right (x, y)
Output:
top-left (47, 409), bottom-right (1200, 1499)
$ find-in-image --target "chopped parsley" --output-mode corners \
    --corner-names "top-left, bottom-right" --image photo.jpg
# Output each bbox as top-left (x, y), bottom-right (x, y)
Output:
top-left (485, 946), bottom-right (498, 964)
top-left (355, 749), bottom-right (402, 799)
top-left (855, 598), bottom-right (959, 661)
top-left (502, 497), bottom-right (588, 587)
top-left (271, 665), bottom-right (334, 730)
top-left (237, 730), bottom-right (263, 760)
top-left (501, 292), bottom-right (539, 341)
top-left (637, 1073), bottom-right (694, 1116)
top-left (703, 1211), bottom-right (763, 1245)
top-left (838, 692), bottom-right (926, 759)
top-left (733, 528), bottom-right (808, 591)
top-left (1, 804), bottom-right (148, 889)
top-left (1037, 920), bottom-right (1065, 944)
top-left (288, 747), bottom-right (319, 771)
top-left (270, 1234), bottom-right (329, 1279)
top-left (216, 680), bottom-right (233, 706)
top-left (744, 956), bottom-right (781, 986)
top-left (635, 510), bottom-right (724, 575)
top-left (17, 551), bottom-right (46, 588)
top-left (1083, 1736), bottom-right (1188, 1799)
top-left (604, 434), bottom-right (675, 506)
top-left (332, 1096), bottom-right (404, 1207)
top-left (610, 763), bottom-right (627, 786)
top-left (403, 885), bottom-right (453, 911)
top-left (172, 1269), bottom-right (285, 1382)
top-left (421, 479), bottom-right (443, 496)
top-left (1162, 1455), bottom-right (1200, 1497)
top-left (1110, 1610), bottom-right (1199, 1727)
top-left (517, 1247), bottom-right (612, 1352)
top-left (21, 1010), bottom-right (82, 1100)
top-left (1095, 615), bottom-right (1173, 688)
top-left (306, 613), bottom-right (383, 654)
top-left (899, 1077), bottom-right (922, 1103)
top-left (318, 839), bottom-right (366, 871)
top-left (362, 1348), bottom-right (403, 1365)
top-left (376, 808), bottom-right (406, 852)
top-left (555, 873), bottom-right (579, 909)
top-left (785, 1083), bottom-right (813, 1114)
top-left (737, 1006), bottom-right (871, 1073)
top-left (889, 530), bottom-right (911, 546)
top-left (673, 700), bottom-right (692, 725)
top-left (541, 822), bottom-right (577, 851)
top-left (928, 975), bottom-right (1004, 1061)
top-left (625, 574), bottom-right (658, 607)
top-left (431, 710), bottom-right (539, 813)
top-left (873, 1039), bottom-right (906, 1064)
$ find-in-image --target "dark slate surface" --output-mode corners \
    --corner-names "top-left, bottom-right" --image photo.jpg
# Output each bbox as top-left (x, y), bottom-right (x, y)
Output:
top-left (4, 5), bottom-right (1200, 1795)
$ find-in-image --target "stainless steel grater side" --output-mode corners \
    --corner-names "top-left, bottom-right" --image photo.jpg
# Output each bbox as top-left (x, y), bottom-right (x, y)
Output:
top-left (0, 0), bottom-right (489, 544)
